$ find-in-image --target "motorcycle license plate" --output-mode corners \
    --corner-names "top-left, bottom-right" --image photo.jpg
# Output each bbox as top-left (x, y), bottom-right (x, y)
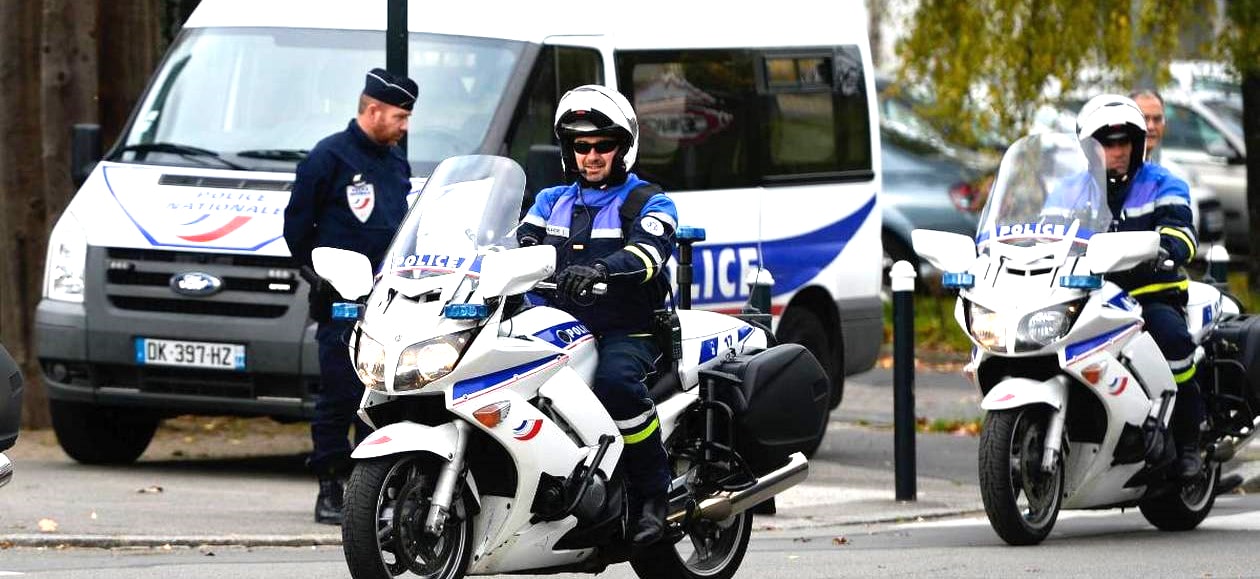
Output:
top-left (135, 338), bottom-right (246, 371)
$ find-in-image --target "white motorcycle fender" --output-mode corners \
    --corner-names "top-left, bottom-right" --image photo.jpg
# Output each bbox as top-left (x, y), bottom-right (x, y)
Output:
top-left (351, 421), bottom-right (481, 508)
top-left (981, 377), bottom-right (1067, 411)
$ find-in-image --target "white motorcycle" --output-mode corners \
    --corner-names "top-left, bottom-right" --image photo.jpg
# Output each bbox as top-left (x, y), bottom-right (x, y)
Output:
top-left (912, 133), bottom-right (1260, 545)
top-left (313, 155), bottom-right (829, 578)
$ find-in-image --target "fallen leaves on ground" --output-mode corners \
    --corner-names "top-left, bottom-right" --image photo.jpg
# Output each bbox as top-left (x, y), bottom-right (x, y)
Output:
top-left (137, 485), bottom-right (164, 494)
top-left (37, 518), bottom-right (58, 533)
top-left (832, 536), bottom-right (849, 546)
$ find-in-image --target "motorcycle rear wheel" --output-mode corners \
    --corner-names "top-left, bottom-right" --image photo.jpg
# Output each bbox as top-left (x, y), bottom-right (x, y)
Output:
top-left (342, 454), bottom-right (472, 579)
top-left (1139, 457), bottom-right (1220, 531)
top-left (630, 511), bottom-right (753, 579)
top-left (978, 406), bottom-right (1064, 546)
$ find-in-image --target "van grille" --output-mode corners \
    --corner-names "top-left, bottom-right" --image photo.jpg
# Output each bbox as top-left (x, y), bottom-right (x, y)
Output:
top-left (102, 247), bottom-right (300, 319)
top-left (158, 174), bottom-right (292, 191)
top-left (95, 364), bottom-right (306, 399)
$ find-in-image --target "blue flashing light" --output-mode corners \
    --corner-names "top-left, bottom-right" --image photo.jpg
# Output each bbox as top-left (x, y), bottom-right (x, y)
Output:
top-left (331, 302), bottom-right (365, 321)
top-left (677, 226), bottom-right (707, 242)
top-left (1059, 275), bottom-right (1103, 290)
top-left (444, 303), bottom-right (490, 320)
top-left (941, 272), bottom-right (975, 289)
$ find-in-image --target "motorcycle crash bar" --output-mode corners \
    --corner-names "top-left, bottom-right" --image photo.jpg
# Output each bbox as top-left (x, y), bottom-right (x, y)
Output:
top-left (667, 451), bottom-right (808, 524)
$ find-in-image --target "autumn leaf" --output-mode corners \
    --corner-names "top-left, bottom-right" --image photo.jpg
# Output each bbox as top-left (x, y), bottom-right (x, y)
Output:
top-left (37, 518), bottom-right (58, 533)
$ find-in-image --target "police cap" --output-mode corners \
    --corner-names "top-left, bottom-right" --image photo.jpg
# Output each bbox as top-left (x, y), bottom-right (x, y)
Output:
top-left (363, 68), bottom-right (418, 111)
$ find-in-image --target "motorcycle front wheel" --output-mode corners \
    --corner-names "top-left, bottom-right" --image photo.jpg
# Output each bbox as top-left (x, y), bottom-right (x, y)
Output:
top-left (342, 454), bottom-right (472, 579)
top-left (978, 406), bottom-right (1064, 546)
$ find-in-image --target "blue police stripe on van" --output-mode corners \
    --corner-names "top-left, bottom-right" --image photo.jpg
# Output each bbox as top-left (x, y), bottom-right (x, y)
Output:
top-left (1064, 323), bottom-right (1138, 361)
top-left (453, 356), bottom-right (560, 399)
top-left (683, 195), bottom-right (875, 306)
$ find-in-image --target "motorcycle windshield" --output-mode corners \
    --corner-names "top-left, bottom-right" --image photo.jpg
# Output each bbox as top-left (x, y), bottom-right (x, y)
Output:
top-left (384, 155), bottom-right (526, 279)
top-left (975, 132), bottom-right (1110, 253)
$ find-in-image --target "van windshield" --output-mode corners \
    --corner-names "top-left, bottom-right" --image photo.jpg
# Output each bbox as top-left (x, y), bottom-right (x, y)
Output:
top-left (113, 27), bottom-right (523, 174)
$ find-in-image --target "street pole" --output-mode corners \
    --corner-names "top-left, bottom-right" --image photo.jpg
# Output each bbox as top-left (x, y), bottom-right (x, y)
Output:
top-left (386, 0), bottom-right (407, 153)
top-left (890, 260), bottom-right (917, 502)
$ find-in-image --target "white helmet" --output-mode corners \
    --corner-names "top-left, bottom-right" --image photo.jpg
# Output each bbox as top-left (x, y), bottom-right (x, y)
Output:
top-left (553, 85), bottom-right (639, 180)
top-left (1075, 94), bottom-right (1147, 179)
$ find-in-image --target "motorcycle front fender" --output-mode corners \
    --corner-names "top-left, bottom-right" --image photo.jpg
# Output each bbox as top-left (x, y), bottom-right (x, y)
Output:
top-left (352, 421), bottom-right (460, 461)
top-left (981, 376), bottom-right (1068, 411)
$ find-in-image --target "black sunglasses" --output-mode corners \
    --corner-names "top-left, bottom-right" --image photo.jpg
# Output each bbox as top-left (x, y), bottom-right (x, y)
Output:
top-left (572, 140), bottom-right (619, 154)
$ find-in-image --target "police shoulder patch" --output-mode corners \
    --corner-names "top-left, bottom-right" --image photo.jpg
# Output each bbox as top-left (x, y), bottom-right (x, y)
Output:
top-left (640, 216), bottom-right (665, 237)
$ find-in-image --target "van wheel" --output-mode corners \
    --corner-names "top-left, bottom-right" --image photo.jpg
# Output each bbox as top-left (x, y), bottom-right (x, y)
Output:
top-left (50, 400), bottom-right (158, 465)
top-left (777, 307), bottom-right (839, 456)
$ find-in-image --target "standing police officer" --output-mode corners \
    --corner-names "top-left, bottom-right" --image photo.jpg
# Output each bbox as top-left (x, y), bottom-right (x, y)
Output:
top-left (517, 85), bottom-right (678, 545)
top-left (283, 68), bottom-right (418, 525)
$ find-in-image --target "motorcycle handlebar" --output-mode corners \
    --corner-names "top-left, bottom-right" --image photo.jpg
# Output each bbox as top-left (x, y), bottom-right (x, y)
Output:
top-left (535, 281), bottom-right (608, 296)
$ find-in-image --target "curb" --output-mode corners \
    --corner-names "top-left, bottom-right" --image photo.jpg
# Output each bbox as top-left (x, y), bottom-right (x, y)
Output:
top-left (0, 534), bottom-right (341, 549)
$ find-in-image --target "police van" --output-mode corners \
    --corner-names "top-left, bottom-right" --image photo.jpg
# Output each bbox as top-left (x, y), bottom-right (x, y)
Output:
top-left (37, 0), bottom-right (882, 463)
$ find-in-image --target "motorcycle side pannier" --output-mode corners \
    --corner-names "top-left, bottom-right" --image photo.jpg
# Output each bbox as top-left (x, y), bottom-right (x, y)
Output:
top-left (711, 344), bottom-right (829, 472)
top-left (1211, 314), bottom-right (1260, 410)
top-left (0, 344), bottom-right (22, 453)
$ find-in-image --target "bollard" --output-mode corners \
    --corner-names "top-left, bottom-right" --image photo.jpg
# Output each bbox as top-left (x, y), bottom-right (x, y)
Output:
top-left (1205, 244), bottom-right (1230, 289)
top-left (890, 260), bottom-right (917, 502)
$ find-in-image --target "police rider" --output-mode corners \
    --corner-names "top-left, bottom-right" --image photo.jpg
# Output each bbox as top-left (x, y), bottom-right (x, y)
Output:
top-left (1076, 94), bottom-right (1203, 478)
top-left (283, 68), bottom-right (417, 524)
top-left (517, 85), bottom-right (677, 545)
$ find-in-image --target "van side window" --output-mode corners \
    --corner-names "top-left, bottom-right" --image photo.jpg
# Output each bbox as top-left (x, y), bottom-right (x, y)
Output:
top-left (617, 46), bottom-right (873, 191)
top-left (762, 46), bottom-right (871, 181)
top-left (616, 50), bottom-right (757, 191)
top-left (507, 45), bottom-right (603, 187)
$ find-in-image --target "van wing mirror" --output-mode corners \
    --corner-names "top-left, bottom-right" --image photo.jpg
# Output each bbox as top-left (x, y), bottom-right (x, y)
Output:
top-left (71, 124), bottom-right (101, 189)
top-left (911, 229), bottom-right (976, 273)
top-left (310, 247), bottom-right (374, 300)
top-left (1084, 231), bottom-right (1160, 274)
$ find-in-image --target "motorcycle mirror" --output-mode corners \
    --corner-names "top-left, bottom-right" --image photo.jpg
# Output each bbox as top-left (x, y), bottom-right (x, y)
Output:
top-left (311, 247), bottom-right (374, 300)
top-left (911, 229), bottom-right (976, 273)
top-left (1084, 231), bottom-right (1160, 274)
top-left (476, 245), bottom-right (557, 298)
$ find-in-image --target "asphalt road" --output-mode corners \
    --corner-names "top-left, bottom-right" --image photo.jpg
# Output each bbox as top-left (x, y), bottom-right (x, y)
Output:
top-left (7, 494), bottom-right (1260, 578)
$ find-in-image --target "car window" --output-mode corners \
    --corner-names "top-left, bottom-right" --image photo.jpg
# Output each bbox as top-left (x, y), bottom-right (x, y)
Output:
top-left (1163, 103), bottom-right (1229, 155)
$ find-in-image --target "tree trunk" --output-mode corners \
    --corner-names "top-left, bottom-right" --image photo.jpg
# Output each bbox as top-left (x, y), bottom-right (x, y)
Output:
top-left (0, 1), bottom-right (49, 428)
top-left (99, 0), bottom-right (163, 147)
top-left (1244, 73), bottom-right (1260, 292)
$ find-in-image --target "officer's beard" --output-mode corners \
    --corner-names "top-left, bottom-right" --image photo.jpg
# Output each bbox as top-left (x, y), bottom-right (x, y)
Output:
top-left (577, 161), bottom-right (628, 189)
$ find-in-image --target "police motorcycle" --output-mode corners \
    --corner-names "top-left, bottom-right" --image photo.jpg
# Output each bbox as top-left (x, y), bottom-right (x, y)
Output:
top-left (911, 132), bottom-right (1260, 546)
top-left (312, 155), bottom-right (829, 578)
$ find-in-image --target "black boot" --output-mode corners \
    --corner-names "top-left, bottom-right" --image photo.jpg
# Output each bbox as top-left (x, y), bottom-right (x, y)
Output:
top-left (315, 477), bottom-right (344, 525)
top-left (632, 493), bottom-right (667, 545)
top-left (1176, 428), bottom-right (1203, 480)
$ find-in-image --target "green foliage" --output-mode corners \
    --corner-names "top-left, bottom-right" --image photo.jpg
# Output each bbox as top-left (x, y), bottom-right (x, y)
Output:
top-left (896, 0), bottom-right (1205, 147)
top-left (883, 290), bottom-right (973, 354)
top-left (1222, 0), bottom-right (1260, 76)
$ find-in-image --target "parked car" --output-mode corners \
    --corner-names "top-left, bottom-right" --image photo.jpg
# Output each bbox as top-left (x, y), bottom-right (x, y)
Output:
top-left (1159, 93), bottom-right (1247, 254)
top-left (0, 344), bottom-right (21, 488)
top-left (880, 128), bottom-right (985, 291)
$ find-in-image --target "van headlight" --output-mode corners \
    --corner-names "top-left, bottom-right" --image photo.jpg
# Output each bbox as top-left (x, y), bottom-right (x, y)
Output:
top-left (966, 302), bottom-right (1007, 351)
top-left (354, 331), bottom-right (387, 391)
top-left (394, 330), bottom-right (474, 392)
top-left (43, 213), bottom-right (88, 303)
top-left (1015, 300), bottom-right (1085, 352)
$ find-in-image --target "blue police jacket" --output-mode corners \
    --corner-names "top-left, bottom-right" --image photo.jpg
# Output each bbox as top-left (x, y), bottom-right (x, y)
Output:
top-left (519, 173), bottom-right (679, 335)
top-left (283, 120), bottom-right (411, 271)
top-left (1107, 162), bottom-right (1197, 298)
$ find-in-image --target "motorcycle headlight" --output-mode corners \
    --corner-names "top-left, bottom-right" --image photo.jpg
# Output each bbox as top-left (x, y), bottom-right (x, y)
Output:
top-left (43, 213), bottom-right (87, 303)
top-left (1015, 300), bottom-right (1085, 352)
top-left (354, 331), bottom-right (387, 391)
top-left (393, 330), bottom-right (474, 392)
top-left (967, 302), bottom-right (1007, 351)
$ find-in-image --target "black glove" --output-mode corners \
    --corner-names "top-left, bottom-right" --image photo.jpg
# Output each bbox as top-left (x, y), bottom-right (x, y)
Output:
top-left (300, 266), bottom-right (334, 323)
top-left (557, 263), bottom-right (607, 300)
top-left (519, 234), bottom-right (539, 247)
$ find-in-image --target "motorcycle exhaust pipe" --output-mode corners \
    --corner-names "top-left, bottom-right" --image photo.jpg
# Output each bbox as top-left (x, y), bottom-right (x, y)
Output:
top-left (0, 453), bottom-right (12, 489)
top-left (667, 452), bottom-right (808, 524)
